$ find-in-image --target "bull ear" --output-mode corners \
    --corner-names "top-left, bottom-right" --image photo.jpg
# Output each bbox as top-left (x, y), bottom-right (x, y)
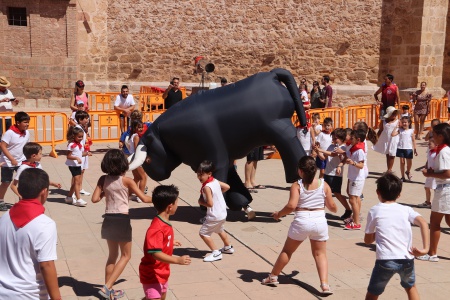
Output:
top-left (128, 144), bottom-right (148, 170)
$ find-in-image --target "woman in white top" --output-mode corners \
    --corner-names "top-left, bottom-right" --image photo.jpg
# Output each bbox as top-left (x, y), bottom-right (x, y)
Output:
top-left (391, 116), bottom-right (417, 181)
top-left (262, 156), bottom-right (337, 294)
top-left (373, 106), bottom-right (399, 172)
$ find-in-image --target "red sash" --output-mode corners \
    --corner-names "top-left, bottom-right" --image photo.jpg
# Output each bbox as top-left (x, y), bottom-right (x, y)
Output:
top-left (70, 142), bottom-right (82, 150)
top-left (21, 161), bottom-right (37, 168)
top-left (9, 199), bottom-right (45, 228)
top-left (350, 142), bottom-right (365, 155)
top-left (435, 144), bottom-right (448, 156)
top-left (9, 125), bottom-right (26, 137)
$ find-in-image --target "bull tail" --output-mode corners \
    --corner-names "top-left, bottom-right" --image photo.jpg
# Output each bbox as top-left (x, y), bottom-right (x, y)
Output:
top-left (271, 68), bottom-right (307, 127)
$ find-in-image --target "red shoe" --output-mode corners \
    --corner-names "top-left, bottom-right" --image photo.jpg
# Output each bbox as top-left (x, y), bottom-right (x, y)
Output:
top-left (344, 222), bottom-right (361, 230)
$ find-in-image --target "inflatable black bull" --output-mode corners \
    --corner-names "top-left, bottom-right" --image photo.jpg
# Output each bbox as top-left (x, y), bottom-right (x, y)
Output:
top-left (129, 68), bottom-right (307, 210)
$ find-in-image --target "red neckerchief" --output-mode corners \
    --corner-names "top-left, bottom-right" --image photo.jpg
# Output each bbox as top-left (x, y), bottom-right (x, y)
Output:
top-left (200, 176), bottom-right (214, 194)
top-left (435, 144), bottom-right (448, 156)
top-left (345, 140), bottom-right (352, 146)
top-left (70, 141), bottom-right (82, 150)
top-left (9, 199), bottom-right (45, 228)
top-left (9, 125), bottom-right (26, 137)
top-left (297, 122), bottom-right (311, 129)
top-left (138, 124), bottom-right (148, 138)
top-left (22, 161), bottom-right (37, 168)
top-left (322, 130), bottom-right (331, 135)
top-left (429, 148), bottom-right (436, 154)
top-left (350, 142), bottom-right (366, 155)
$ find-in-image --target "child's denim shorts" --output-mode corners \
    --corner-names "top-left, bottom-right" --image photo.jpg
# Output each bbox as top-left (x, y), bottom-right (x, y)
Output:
top-left (367, 259), bottom-right (415, 295)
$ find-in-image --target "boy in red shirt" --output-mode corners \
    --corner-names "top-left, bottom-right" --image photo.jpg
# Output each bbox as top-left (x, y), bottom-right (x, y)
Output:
top-left (139, 185), bottom-right (191, 300)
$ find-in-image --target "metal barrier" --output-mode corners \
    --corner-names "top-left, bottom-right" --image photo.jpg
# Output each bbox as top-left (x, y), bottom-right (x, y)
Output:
top-left (342, 105), bottom-right (377, 129)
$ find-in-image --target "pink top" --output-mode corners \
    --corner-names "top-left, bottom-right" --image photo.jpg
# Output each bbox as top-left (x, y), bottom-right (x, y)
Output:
top-left (104, 175), bottom-right (129, 214)
top-left (74, 92), bottom-right (89, 111)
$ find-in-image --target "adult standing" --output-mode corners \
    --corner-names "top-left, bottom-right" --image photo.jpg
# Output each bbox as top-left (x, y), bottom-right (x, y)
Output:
top-left (69, 80), bottom-right (89, 112)
top-left (114, 85), bottom-right (136, 133)
top-left (0, 76), bottom-right (19, 137)
top-left (374, 74), bottom-right (400, 119)
top-left (411, 82), bottom-right (432, 140)
top-left (163, 77), bottom-right (184, 109)
top-left (321, 75), bottom-right (333, 107)
top-left (310, 81), bottom-right (322, 109)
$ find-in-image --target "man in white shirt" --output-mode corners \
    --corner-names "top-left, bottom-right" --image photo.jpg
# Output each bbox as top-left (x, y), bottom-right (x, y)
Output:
top-left (0, 168), bottom-right (61, 300)
top-left (114, 85), bottom-right (136, 133)
top-left (0, 76), bottom-right (19, 137)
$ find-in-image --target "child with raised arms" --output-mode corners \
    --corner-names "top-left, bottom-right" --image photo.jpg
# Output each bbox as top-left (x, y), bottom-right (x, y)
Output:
top-left (139, 185), bottom-right (191, 300)
top-left (10, 142), bottom-right (61, 199)
top-left (91, 149), bottom-right (152, 299)
top-left (261, 156), bottom-right (337, 294)
top-left (197, 160), bottom-right (234, 262)
top-left (365, 173), bottom-right (429, 299)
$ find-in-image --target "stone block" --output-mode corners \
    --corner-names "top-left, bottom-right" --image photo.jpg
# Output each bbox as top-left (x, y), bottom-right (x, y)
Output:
top-left (33, 80), bottom-right (48, 88)
top-left (36, 99), bottom-right (49, 108)
top-left (20, 99), bottom-right (37, 109)
top-left (48, 98), bottom-right (70, 108)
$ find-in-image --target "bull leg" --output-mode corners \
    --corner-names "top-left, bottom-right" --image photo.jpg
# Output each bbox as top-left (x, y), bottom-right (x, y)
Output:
top-left (269, 119), bottom-right (306, 183)
top-left (225, 165), bottom-right (252, 211)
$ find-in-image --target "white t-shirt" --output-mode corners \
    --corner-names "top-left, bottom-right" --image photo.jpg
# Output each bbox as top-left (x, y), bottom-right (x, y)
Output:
top-left (70, 111), bottom-right (78, 124)
top-left (0, 129), bottom-right (30, 167)
top-left (127, 133), bottom-right (139, 155)
top-left (365, 202), bottom-right (420, 260)
top-left (397, 128), bottom-right (414, 150)
top-left (301, 90), bottom-right (309, 103)
top-left (0, 89), bottom-right (14, 119)
top-left (315, 132), bottom-right (332, 152)
top-left (0, 212), bottom-right (57, 299)
top-left (346, 148), bottom-right (365, 181)
top-left (434, 146), bottom-right (450, 184)
top-left (201, 179), bottom-right (227, 222)
top-left (65, 142), bottom-right (83, 167)
top-left (114, 94), bottom-right (135, 109)
top-left (296, 127), bottom-right (311, 152)
top-left (15, 162), bottom-right (43, 180)
top-left (324, 144), bottom-right (346, 177)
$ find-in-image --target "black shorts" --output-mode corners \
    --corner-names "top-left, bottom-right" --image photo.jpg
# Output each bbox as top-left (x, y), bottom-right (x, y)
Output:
top-left (323, 174), bottom-right (343, 194)
top-left (396, 149), bottom-right (413, 159)
top-left (1, 166), bottom-right (19, 183)
top-left (247, 147), bottom-right (264, 162)
top-left (68, 166), bottom-right (82, 177)
top-left (101, 214), bottom-right (132, 242)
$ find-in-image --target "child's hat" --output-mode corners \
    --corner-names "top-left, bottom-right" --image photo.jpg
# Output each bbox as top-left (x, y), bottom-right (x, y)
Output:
top-left (76, 100), bottom-right (84, 105)
top-left (383, 106), bottom-right (398, 119)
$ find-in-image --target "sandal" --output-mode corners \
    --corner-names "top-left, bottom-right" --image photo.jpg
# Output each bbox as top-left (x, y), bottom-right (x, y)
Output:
top-left (247, 188), bottom-right (258, 193)
top-left (320, 283), bottom-right (333, 295)
top-left (261, 274), bottom-right (279, 286)
top-left (254, 185), bottom-right (266, 189)
top-left (405, 171), bottom-right (412, 181)
top-left (417, 202), bottom-right (431, 208)
top-left (99, 285), bottom-right (125, 299)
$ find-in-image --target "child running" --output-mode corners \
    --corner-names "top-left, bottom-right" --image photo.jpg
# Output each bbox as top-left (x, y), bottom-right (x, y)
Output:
top-left (392, 116), bottom-right (417, 181)
top-left (91, 149), bottom-right (152, 299)
top-left (127, 119), bottom-right (148, 202)
top-left (139, 185), bottom-right (191, 300)
top-left (417, 123), bottom-right (450, 262)
top-left (373, 106), bottom-right (399, 173)
top-left (364, 173), bottom-right (429, 300)
top-left (10, 142), bottom-right (61, 199)
top-left (0, 111), bottom-right (30, 211)
top-left (65, 126), bottom-right (91, 206)
top-left (197, 160), bottom-right (234, 262)
top-left (417, 138), bottom-right (436, 209)
top-left (261, 156), bottom-right (337, 294)
top-left (343, 129), bottom-right (366, 230)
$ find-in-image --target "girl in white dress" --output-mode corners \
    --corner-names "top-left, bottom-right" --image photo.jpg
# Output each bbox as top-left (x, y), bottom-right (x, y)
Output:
top-left (373, 106), bottom-right (399, 172)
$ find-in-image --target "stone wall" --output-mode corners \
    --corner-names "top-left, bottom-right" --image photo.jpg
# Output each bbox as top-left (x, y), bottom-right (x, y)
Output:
top-left (0, 0), bottom-right (78, 102)
top-left (78, 0), bottom-right (383, 88)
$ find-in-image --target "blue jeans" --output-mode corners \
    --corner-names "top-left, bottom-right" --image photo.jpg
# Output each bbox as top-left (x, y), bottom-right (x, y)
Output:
top-left (367, 259), bottom-right (415, 295)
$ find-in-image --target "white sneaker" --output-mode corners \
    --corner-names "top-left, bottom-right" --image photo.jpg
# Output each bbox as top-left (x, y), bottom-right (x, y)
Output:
top-left (203, 251), bottom-right (222, 262)
top-left (199, 217), bottom-right (206, 224)
top-left (220, 245), bottom-right (235, 254)
top-left (136, 197), bottom-right (143, 203)
top-left (244, 206), bottom-right (256, 220)
top-left (65, 196), bottom-right (76, 205)
top-left (416, 254), bottom-right (439, 262)
top-left (80, 189), bottom-right (91, 196)
top-left (76, 199), bottom-right (87, 207)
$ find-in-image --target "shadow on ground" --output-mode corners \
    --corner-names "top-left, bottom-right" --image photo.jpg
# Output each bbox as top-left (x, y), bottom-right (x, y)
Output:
top-left (58, 276), bottom-right (125, 298)
top-left (237, 269), bottom-right (331, 298)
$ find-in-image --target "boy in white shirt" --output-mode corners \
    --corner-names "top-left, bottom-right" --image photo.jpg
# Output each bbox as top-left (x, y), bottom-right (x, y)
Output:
top-left (343, 129), bottom-right (366, 230)
top-left (313, 117), bottom-right (333, 178)
top-left (69, 100), bottom-right (85, 126)
top-left (364, 173), bottom-right (429, 300)
top-left (197, 160), bottom-right (234, 262)
top-left (0, 112), bottom-right (30, 211)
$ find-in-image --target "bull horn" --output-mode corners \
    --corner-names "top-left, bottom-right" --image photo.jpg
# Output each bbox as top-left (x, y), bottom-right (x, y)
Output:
top-left (128, 144), bottom-right (147, 170)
